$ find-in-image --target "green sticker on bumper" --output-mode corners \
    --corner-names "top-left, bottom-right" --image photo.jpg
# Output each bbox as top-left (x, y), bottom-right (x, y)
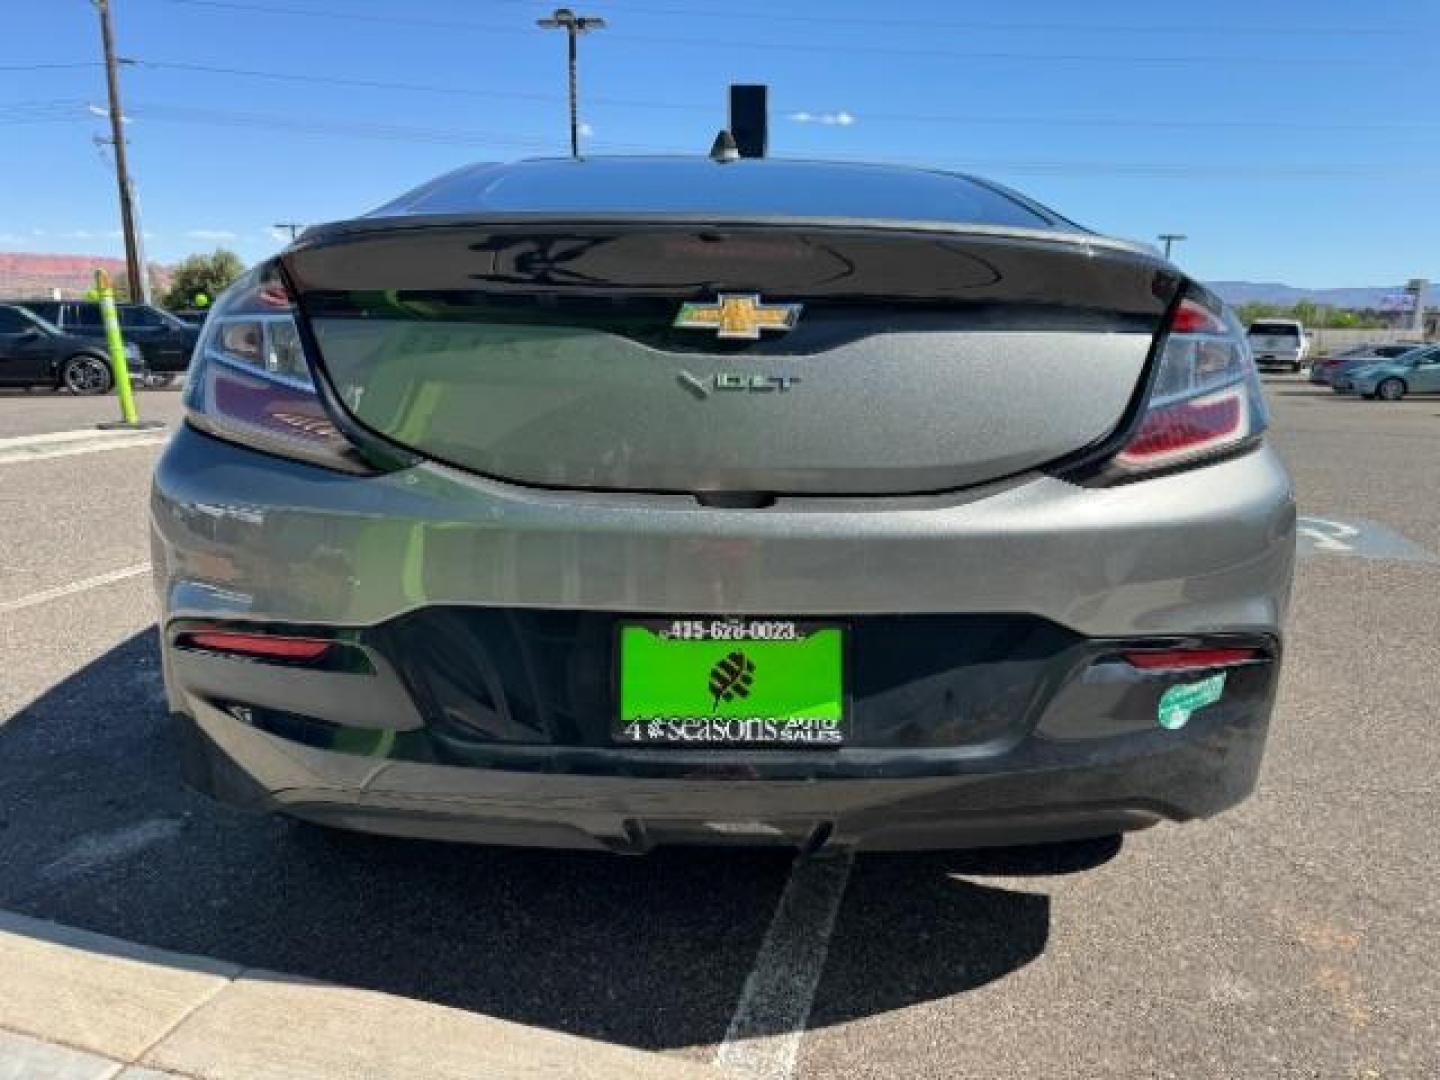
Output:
top-left (618, 620), bottom-right (844, 746)
top-left (1157, 673), bottom-right (1226, 730)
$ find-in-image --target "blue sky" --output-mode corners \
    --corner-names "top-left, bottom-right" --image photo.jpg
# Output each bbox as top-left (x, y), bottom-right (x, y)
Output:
top-left (2, 0), bottom-right (1436, 287)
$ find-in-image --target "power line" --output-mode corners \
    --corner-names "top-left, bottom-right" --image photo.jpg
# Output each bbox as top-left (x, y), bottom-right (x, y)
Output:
top-left (175, 0), bottom-right (1414, 40)
top-left (162, 0), bottom-right (531, 32)
top-left (127, 101), bottom-right (561, 148)
top-left (0, 62), bottom-right (104, 72)
top-left (123, 61), bottom-right (1440, 136)
top-left (124, 100), bottom-right (667, 154)
top-left (487, 0), bottom-right (1409, 38)
top-left (135, 59), bottom-right (704, 112)
top-left (0, 100), bottom-right (89, 119)
top-left (0, 117), bottom-right (91, 126)
top-left (820, 108), bottom-right (1440, 135)
top-left (100, 102), bottom-right (1440, 180)
top-left (159, 0), bottom-right (1379, 66)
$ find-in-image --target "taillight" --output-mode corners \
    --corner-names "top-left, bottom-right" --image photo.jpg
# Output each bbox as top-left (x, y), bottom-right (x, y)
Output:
top-left (1112, 292), bottom-right (1267, 476)
top-left (183, 261), bottom-right (379, 473)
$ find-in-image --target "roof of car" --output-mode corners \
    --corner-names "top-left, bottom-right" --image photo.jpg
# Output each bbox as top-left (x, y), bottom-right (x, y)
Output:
top-left (361, 155), bottom-right (1089, 235)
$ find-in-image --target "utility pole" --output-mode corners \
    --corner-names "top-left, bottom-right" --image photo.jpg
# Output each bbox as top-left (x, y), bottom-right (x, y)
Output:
top-left (274, 222), bottom-right (304, 242)
top-left (94, 0), bottom-right (149, 303)
top-left (1158, 233), bottom-right (1187, 260)
top-left (536, 8), bottom-right (606, 158)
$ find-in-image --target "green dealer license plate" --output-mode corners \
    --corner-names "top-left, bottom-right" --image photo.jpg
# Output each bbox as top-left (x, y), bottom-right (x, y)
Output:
top-left (617, 619), bottom-right (846, 747)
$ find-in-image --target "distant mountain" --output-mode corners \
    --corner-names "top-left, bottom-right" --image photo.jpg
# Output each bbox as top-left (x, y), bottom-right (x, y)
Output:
top-left (1207, 281), bottom-right (1432, 309)
top-left (0, 252), bottom-right (172, 298)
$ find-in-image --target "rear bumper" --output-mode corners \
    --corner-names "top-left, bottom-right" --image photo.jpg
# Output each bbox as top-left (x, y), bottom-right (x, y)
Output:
top-left (151, 426), bottom-right (1294, 851)
top-left (1254, 353), bottom-right (1302, 368)
top-left (174, 676), bottom-right (1273, 853)
top-left (162, 607), bottom-right (1282, 852)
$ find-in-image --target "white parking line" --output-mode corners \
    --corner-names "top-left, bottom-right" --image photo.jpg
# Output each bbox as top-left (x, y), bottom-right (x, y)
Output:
top-left (0, 427), bottom-right (168, 466)
top-left (0, 563), bottom-right (152, 615)
top-left (34, 819), bottom-right (182, 889)
top-left (715, 849), bottom-right (855, 1080)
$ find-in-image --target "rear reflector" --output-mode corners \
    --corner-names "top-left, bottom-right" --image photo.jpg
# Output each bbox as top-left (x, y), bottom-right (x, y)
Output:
top-left (182, 631), bottom-right (333, 661)
top-left (1123, 647), bottom-right (1262, 671)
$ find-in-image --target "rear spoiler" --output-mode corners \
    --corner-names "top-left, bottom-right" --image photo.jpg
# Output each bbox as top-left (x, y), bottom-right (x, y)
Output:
top-left (283, 218), bottom-right (1182, 326)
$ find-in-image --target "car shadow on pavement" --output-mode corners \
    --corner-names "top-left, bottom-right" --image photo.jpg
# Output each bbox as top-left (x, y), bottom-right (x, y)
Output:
top-left (0, 629), bottom-right (1112, 1052)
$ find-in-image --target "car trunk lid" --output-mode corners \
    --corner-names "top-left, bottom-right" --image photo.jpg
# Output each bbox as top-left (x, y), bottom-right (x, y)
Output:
top-left (283, 223), bottom-right (1178, 495)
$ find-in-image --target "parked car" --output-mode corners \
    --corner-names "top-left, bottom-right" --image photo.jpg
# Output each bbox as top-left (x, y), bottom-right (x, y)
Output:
top-left (9, 299), bottom-right (199, 383)
top-left (1246, 319), bottom-right (1307, 372)
top-left (153, 155), bottom-right (1294, 855)
top-left (0, 303), bottom-right (141, 393)
top-left (1346, 344), bottom-right (1440, 401)
top-left (1309, 343), bottom-right (1422, 385)
top-left (1332, 344), bottom-right (1430, 393)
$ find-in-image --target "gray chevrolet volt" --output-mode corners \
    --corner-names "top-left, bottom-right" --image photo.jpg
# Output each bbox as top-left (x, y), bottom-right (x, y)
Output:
top-left (151, 156), bottom-right (1295, 853)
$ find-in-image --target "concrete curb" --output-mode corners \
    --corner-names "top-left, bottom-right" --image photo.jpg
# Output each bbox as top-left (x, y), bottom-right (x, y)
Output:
top-left (0, 911), bottom-right (723, 1079)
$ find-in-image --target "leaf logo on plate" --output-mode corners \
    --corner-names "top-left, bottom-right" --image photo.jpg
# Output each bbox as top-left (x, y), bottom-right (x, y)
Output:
top-left (709, 651), bottom-right (756, 712)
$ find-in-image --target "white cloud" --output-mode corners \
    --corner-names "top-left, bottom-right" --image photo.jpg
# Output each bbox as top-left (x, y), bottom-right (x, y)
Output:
top-left (578, 121), bottom-right (595, 137)
top-left (264, 226), bottom-right (293, 243)
top-left (68, 229), bottom-right (95, 239)
top-left (787, 110), bottom-right (856, 127)
top-left (186, 228), bottom-right (238, 241)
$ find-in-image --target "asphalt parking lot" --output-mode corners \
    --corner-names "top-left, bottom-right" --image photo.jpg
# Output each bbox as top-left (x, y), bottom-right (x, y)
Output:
top-left (0, 375), bottom-right (1436, 1077)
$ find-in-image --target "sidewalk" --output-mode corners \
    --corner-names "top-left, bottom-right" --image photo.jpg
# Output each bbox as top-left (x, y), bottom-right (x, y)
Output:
top-left (0, 911), bottom-right (722, 1079)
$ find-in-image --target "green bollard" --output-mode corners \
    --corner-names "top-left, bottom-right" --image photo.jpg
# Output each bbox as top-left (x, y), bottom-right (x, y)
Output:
top-left (93, 268), bottom-right (164, 432)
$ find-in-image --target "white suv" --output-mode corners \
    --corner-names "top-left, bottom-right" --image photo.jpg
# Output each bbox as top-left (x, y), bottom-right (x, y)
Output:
top-left (1246, 319), bottom-right (1308, 372)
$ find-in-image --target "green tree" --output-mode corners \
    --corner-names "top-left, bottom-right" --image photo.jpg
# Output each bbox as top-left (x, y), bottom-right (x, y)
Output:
top-left (162, 249), bottom-right (246, 309)
top-left (1235, 301), bottom-right (1281, 325)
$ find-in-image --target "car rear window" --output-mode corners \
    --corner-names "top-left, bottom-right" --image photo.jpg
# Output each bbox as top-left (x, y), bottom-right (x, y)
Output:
top-left (382, 158), bottom-right (1058, 230)
top-left (1248, 323), bottom-right (1300, 339)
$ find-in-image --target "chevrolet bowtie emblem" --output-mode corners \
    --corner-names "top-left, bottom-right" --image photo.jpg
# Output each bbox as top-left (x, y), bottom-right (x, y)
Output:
top-left (673, 294), bottom-right (803, 340)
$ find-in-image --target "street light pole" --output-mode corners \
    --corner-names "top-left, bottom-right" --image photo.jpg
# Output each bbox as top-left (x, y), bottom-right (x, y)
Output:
top-left (94, 0), bottom-right (148, 303)
top-left (1158, 233), bottom-right (1187, 260)
top-left (536, 8), bottom-right (606, 158)
top-left (274, 222), bottom-right (303, 242)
